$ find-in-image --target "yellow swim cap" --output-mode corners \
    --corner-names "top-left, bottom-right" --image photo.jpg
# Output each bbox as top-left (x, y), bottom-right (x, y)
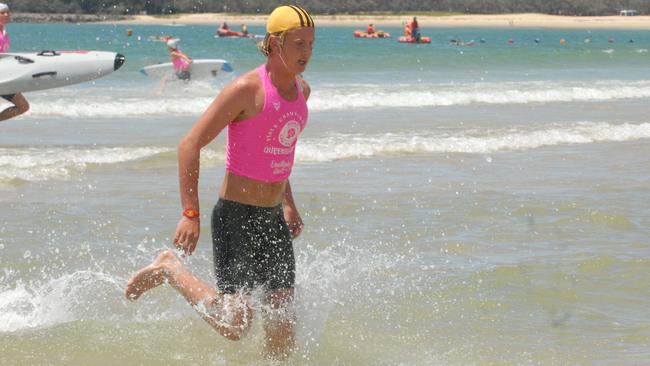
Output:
top-left (266, 5), bottom-right (315, 34)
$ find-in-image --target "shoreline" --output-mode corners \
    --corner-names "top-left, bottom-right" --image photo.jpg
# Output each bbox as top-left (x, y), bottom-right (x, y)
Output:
top-left (103, 13), bottom-right (650, 30)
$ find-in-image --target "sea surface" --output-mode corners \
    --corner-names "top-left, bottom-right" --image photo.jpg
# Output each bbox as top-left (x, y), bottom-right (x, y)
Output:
top-left (1, 23), bottom-right (649, 365)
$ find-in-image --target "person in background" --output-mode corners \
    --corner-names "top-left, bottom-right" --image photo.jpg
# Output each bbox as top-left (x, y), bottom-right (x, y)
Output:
top-left (367, 23), bottom-right (376, 35)
top-left (403, 21), bottom-right (411, 37)
top-left (158, 38), bottom-right (193, 94)
top-left (0, 2), bottom-right (29, 122)
top-left (241, 23), bottom-right (249, 35)
top-left (409, 16), bottom-right (420, 42)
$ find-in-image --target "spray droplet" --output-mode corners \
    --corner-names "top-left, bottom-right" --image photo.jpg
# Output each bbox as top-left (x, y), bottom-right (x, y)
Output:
top-left (23, 250), bottom-right (31, 259)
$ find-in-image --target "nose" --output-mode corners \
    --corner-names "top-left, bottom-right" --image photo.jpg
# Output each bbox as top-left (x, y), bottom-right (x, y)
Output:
top-left (114, 53), bottom-right (126, 71)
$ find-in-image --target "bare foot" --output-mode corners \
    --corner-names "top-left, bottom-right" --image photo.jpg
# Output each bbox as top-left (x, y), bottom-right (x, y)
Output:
top-left (125, 250), bottom-right (179, 301)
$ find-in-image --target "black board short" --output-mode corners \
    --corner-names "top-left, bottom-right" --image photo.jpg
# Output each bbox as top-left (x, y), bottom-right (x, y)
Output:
top-left (175, 70), bottom-right (191, 81)
top-left (211, 199), bottom-right (295, 294)
top-left (1, 94), bottom-right (16, 102)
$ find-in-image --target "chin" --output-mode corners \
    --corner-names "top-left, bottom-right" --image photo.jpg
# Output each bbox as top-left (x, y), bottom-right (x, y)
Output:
top-left (294, 63), bottom-right (308, 73)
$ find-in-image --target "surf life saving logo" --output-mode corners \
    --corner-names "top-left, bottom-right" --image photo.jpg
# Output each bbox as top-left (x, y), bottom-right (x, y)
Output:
top-left (279, 121), bottom-right (301, 147)
top-left (263, 111), bottom-right (306, 176)
top-left (265, 111), bottom-right (305, 153)
top-left (273, 101), bottom-right (281, 111)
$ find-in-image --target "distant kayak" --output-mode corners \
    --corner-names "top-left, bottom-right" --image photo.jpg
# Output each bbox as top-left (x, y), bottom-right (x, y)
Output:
top-left (353, 30), bottom-right (391, 39)
top-left (0, 50), bottom-right (125, 95)
top-left (215, 29), bottom-right (261, 38)
top-left (140, 59), bottom-right (233, 79)
top-left (398, 36), bottom-right (431, 44)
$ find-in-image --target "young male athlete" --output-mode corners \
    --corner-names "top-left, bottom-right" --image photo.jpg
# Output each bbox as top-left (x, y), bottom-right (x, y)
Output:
top-left (0, 2), bottom-right (30, 122)
top-left (126, 5), bottom-right (315, 360)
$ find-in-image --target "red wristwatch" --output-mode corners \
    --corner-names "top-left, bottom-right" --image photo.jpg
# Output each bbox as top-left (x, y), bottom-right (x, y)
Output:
top-left (182, 209), bottom-right (200, 219)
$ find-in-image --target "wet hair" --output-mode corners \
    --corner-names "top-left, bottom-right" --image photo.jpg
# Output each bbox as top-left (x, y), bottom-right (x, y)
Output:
top-left (258, 31), bottom-right (287, 57)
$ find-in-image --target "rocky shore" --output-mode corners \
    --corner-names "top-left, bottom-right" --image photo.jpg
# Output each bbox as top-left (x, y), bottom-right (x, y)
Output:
top-left (13, 12), bottom-right (131, 23)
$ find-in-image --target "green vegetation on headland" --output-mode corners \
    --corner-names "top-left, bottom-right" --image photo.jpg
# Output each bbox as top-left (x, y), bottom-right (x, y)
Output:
top-left (8, 0), bottom-right (649, 16)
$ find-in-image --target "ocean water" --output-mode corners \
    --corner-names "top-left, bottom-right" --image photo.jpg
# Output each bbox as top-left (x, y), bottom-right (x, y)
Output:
top-left (1, 23), bottom-right (649, 365)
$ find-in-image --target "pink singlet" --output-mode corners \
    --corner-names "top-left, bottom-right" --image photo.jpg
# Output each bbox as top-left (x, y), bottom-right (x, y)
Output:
top-left (0, 29), bottom-right (10, 53)
top-left (171, 53), bottom-right (189, 71)
top-left (226, 64), bottom-right (308, 183)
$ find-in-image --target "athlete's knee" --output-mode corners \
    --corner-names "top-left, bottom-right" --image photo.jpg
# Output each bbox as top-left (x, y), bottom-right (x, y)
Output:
top-left (202, 295), bottom-right (253, 341)
top-left (13, 96), bottom-right (29, 114)
top-left (18, 101), bottom-right (29, 114)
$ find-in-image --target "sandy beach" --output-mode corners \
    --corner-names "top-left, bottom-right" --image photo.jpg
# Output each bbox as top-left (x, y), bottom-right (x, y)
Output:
top-left (107, 12), bottom-right (650, 29)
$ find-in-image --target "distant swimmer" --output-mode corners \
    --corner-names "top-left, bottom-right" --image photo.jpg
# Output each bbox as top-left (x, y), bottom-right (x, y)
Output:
top-left (126, 5), bottom-right (315, 360)
top-left (0, 2), bottom-right (29, 123)
top-left (508, 38), bottom-right (514, 44)
top-left (559, 38), bottom-right (566, 45)
top-left (608, 37), bottom-right (615, 43)
top-left (534, 38), bottom-right (541, 43)
top-left (158, 38), bottom-right (193, 94)
top-left (150, 35), bottom-right (173, 42)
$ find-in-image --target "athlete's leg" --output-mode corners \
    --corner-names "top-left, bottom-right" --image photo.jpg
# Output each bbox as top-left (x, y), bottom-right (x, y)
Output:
top-left (157, 74), bottom-right (168, 95)
top-left (0, 93), bottom-right (30, 122)
top-left (125, 250), bottom-right (252, 340)
top-left (262, 288), bottom-right (296, 359)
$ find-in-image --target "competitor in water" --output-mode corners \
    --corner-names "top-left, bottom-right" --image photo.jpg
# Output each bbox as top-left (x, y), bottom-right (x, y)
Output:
top-left (0, 2), bottom-right (30, 122)
top-left (158, 38), bottom-right (193, 94)
top-left (126, 5), bottom-right (315, 360)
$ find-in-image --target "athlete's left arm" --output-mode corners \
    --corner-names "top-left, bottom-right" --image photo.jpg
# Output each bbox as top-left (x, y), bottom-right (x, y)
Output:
top-left (283, 181), bottom-right (304, 239)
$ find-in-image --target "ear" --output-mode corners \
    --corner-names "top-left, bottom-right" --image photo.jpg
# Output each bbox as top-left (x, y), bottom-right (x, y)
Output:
top-left (269, 35), bottom-right (282, 54)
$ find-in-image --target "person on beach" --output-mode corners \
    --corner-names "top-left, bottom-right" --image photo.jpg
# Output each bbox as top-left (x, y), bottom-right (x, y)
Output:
top-left (125, 4), bottom-right (314, 360)
top-left (0, 2), bottom-right (30, 122)
top-left (158, 38), bottom-right (193, 94)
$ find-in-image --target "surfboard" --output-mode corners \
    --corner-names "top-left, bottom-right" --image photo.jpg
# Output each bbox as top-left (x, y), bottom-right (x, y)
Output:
top-left (0, 50), bottom-right (125, 95)
top-left (139, 59), bottom-right (233, 79)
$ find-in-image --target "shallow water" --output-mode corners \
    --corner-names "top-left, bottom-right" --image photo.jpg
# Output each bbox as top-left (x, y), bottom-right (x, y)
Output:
top-left (1, 24), bottom-right (649, 365)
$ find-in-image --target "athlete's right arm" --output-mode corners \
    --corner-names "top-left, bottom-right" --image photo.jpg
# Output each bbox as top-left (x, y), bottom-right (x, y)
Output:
top-left (174, 74), bottom-right (260, 255)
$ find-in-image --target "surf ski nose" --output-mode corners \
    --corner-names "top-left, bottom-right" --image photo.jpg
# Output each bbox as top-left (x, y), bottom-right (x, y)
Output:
top-left (114, 53), bottom-right (126, 71)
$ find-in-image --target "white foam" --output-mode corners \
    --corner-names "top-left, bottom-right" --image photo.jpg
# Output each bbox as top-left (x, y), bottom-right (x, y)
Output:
top-left (296, 122), bottom-right (650, 161)
top-left (0, 146), bottom-right (171, 183)
top-left (21, 80), bottom-right (650, 117)
top-left (309, 80), bottom-right (650, 110)
top-left (0, 271), bottom-right (122, 332)
top-left (28, 96), bottom-right (214, 118)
